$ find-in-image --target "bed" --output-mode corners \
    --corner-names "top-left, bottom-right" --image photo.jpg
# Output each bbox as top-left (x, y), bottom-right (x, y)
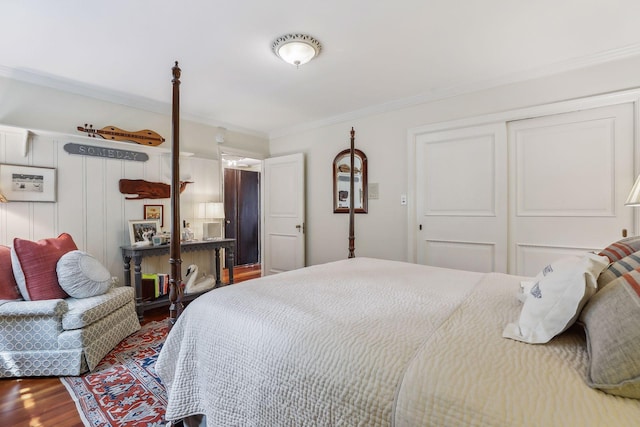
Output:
top-left (156, 256), bottom-right (640, 426)
top-left (158, 63), bottom-right (640, 426)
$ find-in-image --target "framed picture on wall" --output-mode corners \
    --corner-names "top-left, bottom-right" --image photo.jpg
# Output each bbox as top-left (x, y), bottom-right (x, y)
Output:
top-left (0, 164), bottom-right (56, 202)
top-left (144, 204), bottom-right (164, 227)
top-left (128, 219), bottom-right (160, 246)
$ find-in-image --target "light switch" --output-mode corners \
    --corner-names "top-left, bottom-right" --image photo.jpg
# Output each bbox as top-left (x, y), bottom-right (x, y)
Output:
top-left (368, 183), bottom-right (379, 199)
top-left (400, 194), bottom-right (407, 205)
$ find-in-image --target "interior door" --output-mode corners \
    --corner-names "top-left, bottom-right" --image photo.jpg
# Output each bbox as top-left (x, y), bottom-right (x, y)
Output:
top-left (263, 153), bottom-right (305, 275)
top-left (224, 168), bottom-right (260, 266)
top-left (508, 103), bottom-right (635, 276)
top-left (415, 123), bottom-right (508, 273)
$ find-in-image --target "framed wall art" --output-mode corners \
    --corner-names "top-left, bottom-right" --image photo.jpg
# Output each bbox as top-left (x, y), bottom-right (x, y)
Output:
top-left (128, 219), bottom-right (161, 246)
top-left (0, 164), bottom-right (57, 202)
top-left (144, 204), bottom-right (164, 227)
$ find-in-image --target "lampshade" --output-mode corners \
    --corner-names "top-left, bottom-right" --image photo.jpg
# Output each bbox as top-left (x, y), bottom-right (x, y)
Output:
top-left (272, 34), bottom-right (321, 67)
top-left (626, 174), bottom-right (640, 206)
top-left (199, 202), bottom-right (225, 219)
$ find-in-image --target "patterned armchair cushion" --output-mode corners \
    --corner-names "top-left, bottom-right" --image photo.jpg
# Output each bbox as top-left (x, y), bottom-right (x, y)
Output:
top-left (11, 233), bottom-right (77, 301)
top-left (0, 245), bottom-right (21, 300)
top-left (62, 286), bottom-right (135, 330)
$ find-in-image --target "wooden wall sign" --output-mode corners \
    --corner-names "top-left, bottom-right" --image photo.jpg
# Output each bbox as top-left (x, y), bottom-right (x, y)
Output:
top-left (64, 143), bottom-right (149, 162)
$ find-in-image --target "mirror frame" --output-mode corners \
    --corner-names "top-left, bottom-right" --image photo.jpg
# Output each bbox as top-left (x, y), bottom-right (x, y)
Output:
top-left (333, 148), bottom-right (368, 214)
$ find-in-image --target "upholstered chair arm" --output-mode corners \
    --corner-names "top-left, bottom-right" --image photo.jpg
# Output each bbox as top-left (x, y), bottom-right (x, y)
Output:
top-left (0, 299), bottom-right (68, 318)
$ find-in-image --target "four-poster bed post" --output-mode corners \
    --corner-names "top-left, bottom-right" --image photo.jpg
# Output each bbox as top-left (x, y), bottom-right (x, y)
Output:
top-left (168, 61), bottom-right (183, 326)
top-left (348, 127), bottom-right (355, 258)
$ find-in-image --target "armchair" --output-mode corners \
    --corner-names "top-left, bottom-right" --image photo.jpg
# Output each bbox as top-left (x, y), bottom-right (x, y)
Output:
top-left (0, 285), bottom-right (140, 377)
top-left (0, 234), bottom-right (140, 377)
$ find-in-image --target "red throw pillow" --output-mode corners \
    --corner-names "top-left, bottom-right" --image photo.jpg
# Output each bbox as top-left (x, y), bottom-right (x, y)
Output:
top-left (0, 245), bottom-right (21, 300)
top-left (11, 233), bottom-right (78, 300)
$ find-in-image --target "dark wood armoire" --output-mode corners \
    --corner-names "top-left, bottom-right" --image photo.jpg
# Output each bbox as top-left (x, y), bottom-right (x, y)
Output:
top-left (223, 168), bottom-right (260, 266)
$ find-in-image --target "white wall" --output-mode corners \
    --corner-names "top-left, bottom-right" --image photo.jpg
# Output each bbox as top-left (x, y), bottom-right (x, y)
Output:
top-left (6, 55), bottom-right (640, 270)
top-left (269, 55), bottom-right (640, 266)
top-left (0, 76), bottom-right (269, 160)
top-left (0, 125), bottom-right (227, 283)
top-left (0, 77), bottom-right (269, 282)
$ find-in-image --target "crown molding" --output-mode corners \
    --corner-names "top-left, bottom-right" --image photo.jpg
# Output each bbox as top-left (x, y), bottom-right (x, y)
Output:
top-left (268, 43), bottom-right (640, 139)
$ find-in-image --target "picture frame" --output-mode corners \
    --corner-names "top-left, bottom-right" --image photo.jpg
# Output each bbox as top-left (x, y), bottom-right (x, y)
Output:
top-left (0, 164), bottom-right (56, 202)
top-left (128, 219), bottom-right (161, 246)
top-left (144, 204), bottom-right (164, 227)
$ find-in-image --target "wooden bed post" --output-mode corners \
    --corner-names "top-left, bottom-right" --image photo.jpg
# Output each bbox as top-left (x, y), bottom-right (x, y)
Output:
top-left (348, 127), bottom-right (355, 258)
top-left (168, 61), bottom-right (183, 326)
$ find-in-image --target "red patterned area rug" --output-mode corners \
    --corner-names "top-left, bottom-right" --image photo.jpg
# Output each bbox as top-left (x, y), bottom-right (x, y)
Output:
top-left (60, 321), bottom-right (169, 427)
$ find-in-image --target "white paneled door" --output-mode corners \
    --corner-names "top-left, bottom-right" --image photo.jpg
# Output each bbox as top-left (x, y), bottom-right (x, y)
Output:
top-left (416, 123), bottom-right (508, 273)
top-left (263, 153), bottom-right (305, 275)
top-left (414, 102), bottom-right (635, 276)
top-left (508, 103), bottom-right (634, 276)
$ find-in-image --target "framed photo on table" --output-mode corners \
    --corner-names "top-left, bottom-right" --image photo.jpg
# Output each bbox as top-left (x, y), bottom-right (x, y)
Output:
top-left (128, 219), bottom-right (161, 246)
top-left (144, 204), bottom-right (164, 227)
top-left (0, 164), bottom-right (56, 202)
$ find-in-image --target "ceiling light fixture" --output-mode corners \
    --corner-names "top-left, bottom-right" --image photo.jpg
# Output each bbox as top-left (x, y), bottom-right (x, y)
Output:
top-left (272, 34), bottom-right (321, 68)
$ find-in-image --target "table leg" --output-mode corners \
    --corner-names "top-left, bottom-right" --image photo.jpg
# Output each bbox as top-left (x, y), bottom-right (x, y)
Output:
top-left (227, 246), bottom-right (235, 284)
top-left (133, 254), bottom-right (144, 321)
top-left (214, 247), bottom-right (222, 287)
top-left (123, 255), bottom-right (132, 287)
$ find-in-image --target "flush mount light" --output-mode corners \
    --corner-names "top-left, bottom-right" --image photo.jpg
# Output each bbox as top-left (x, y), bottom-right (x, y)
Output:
top-left (272, 34), bottom-right (321, 67)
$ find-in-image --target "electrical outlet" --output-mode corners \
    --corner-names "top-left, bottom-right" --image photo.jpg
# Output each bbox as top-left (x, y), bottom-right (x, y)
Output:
top-left (400, 194), bottom-right (407, 205)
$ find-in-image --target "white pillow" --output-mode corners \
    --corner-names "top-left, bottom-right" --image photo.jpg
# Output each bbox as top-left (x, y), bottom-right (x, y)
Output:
top-left (56, 250), bottom-right (112, 298)
top-left (517, 280), bottom-right (535, 303)
top-left (503, 253), bottom-right (609, 344)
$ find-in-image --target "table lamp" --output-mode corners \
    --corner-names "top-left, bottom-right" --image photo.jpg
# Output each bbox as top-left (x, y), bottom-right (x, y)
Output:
top-left (200, 202), bottom-right (225, 240)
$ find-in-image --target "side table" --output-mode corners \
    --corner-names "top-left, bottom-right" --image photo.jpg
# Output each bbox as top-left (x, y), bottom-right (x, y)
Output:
top-left (121, 239), bottom-right (236, 320)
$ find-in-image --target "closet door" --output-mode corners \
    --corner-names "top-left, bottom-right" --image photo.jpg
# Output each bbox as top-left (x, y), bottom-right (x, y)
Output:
top-left (415, 123), bottom-right (508, 273)
top-left (508, 103), bottom-right (634, 276)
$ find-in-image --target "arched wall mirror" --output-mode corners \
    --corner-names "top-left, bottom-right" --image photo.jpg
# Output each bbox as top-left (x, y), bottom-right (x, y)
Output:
top-left (333, 148), bottom-right (368, 214)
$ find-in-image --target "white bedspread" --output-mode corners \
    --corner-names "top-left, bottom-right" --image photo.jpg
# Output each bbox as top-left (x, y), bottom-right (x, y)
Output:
top-left (394, 271), bottom-right (640, 426)
top-left (156, 257), bottom-right (640, 426)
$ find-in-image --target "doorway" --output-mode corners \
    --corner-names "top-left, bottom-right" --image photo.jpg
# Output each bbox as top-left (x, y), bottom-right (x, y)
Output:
top-left (222, 154), bottom-right (261, 267)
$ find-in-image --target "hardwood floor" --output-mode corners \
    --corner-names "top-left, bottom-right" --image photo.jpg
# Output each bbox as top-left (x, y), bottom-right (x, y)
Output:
top-left (0, 265), bottom-right (261, 427)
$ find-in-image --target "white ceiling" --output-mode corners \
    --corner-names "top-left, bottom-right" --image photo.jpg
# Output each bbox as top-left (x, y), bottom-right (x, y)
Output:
top-left (2, 1), bottom-right (640, 138)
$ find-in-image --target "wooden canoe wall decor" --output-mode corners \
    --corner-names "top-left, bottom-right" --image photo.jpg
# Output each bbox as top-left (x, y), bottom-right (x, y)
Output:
top-left (118, 179), bottom-right (191, 200)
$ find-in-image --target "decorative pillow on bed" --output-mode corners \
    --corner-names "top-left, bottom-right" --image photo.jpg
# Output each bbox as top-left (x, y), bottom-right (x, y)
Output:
top-left (599, 236), bottom-right (640, 263)
top-left (11, 233), bottom-right (77, 301)
top-left (0, 245), bottom-right (21, 300)
top-left (597, 250), bottom-right (640, 289)
top-left (56, 250), bottom-right (112, 298)
top-left (516, 280), bottom-right (535, 303)
top-left (503, 253), bottom-right (609, 344)
top-left (579, 268), bottom-right (640, 399)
